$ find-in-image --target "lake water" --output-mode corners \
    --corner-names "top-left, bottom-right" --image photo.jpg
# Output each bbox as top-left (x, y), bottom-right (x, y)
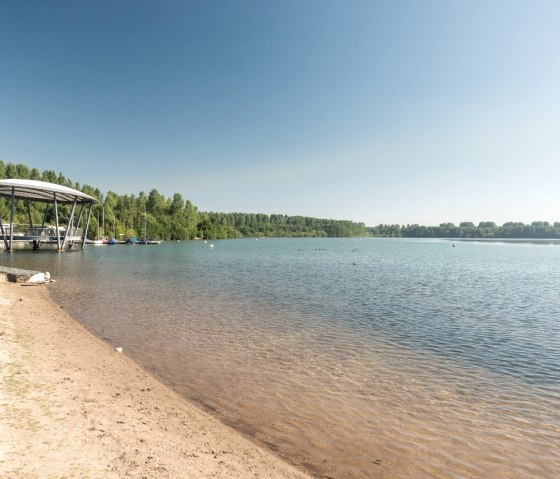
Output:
top-left (3, 238), bottom-right (560, 478)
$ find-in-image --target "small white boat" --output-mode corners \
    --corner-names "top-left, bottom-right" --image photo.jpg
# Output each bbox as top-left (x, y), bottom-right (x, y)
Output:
top-left (136, 207), bottom-right (162, 245)
top-left (137, 238), bottom-right (162, 245)
top-left (87, 239), bottom-right (105, 246)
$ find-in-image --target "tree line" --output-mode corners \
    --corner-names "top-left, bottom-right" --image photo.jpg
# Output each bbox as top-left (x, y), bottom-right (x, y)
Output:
top-left (367, 221), bottom-right (560, 239)
top-left (2, 160), bottom-right (557, 240)
top-left (0, 160), bottom-right (366, 240)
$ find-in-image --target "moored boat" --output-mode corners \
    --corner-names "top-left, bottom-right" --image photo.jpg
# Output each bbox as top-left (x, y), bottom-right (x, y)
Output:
top-left (1, 225), bottom-right (83, 250)
top-left (137, 237), bottom-right (162, 245)
top-left (137, 207), bottom-right (161, 245)
top-left (87, 239), bottom-right (105, 246)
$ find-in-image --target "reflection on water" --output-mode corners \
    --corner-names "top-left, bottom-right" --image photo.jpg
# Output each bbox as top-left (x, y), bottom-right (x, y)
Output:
top-left (3, 238), bottom-right (560, 478)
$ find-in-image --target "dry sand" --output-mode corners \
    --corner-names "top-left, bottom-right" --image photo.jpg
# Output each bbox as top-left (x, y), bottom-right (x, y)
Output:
top-left (0, 278), bottom-right (312, 479)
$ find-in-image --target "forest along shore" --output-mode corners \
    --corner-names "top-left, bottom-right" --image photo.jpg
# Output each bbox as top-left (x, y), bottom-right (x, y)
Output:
top-left (0, 278), bottom-right (311, 479)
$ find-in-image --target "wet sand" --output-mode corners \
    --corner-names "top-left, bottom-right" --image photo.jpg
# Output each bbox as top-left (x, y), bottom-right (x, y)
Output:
top-left (0, 278), bottom-right (311, 479)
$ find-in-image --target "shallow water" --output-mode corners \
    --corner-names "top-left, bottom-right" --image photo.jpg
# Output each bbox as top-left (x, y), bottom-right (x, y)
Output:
top-left (4, 238), bottom-right (560, 478)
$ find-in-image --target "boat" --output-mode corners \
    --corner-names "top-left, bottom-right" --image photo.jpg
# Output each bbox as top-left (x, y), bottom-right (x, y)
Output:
top-left (87, 207), bottom-right (107, 245)
top-left (137, 208), bottom-right (161, 245)
top-left (87, 239), bottom-right (105, 246)
top-left (137, 238), bottom-right (162, 245)
top-left (0, 179), bottom-right (97, 252)
top-left (0, 224), bottom-right (83, 250)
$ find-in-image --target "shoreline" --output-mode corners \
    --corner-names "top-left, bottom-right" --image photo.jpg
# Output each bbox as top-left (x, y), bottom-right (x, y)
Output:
top-left (0, 278), bottom-right (312, 478)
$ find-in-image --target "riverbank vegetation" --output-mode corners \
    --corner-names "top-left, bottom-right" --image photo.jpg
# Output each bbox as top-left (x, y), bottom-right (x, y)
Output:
top-left (367, 222), bottom-right (560, 239)
top-left (1, 160), bottom-right (558, 240)
top-left (0, 161), bottom-right (365, 239)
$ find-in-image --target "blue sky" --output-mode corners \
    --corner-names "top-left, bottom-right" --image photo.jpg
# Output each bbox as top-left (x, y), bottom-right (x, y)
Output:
top-left (1, 0), bottom-right (559, 226)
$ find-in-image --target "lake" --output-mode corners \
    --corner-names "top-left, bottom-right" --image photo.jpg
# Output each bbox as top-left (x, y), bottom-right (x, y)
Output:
top-left (4, 238), bottom-right (559, 478)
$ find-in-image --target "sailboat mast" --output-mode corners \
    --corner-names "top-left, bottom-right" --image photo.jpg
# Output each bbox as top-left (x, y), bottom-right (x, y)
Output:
top-left (144, 206), bottom-right (147, 239)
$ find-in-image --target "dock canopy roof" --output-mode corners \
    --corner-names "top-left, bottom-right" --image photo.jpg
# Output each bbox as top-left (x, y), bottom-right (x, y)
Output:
top-left (0, 179), bottom-right (98, 204)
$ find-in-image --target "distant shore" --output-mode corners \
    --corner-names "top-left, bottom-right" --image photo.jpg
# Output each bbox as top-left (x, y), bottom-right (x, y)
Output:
top-left (449, 237), bottom-right (560, 244)
top-left (0, 278), bottom-right (311, 479)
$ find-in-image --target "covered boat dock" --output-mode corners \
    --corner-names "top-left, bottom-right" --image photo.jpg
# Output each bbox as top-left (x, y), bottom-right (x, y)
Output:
top-left (0, 179), bottom-right (98, 251)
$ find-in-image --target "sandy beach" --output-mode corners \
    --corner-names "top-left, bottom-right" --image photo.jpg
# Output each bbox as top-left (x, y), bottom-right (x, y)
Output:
top-left (0, 277), bottom-right (312, 479)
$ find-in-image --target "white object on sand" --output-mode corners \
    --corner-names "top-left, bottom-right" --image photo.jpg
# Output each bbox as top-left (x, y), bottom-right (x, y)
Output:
top-left (27, 271), bottom-right (51, 284)
top-left (115, 347), bottom-right (123, 353)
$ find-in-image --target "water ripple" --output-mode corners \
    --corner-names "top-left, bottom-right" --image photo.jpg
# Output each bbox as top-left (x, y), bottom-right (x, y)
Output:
top-left (5, 238), bottom-right (559, 479)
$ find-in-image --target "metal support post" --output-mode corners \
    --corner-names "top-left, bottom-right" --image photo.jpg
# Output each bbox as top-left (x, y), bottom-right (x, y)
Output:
top-left (75, 203), bottom-right (84, 233)
top-left (82, 201), bottom-right (94, 249)
top-left (54, 193), bottom-right (61, 251)
top-left (26, 200), bottom-right (33, 229)
top-left (42, 202), bottom-right (49, 227)
top-left (0, 217), bottom-right (9, 250)
top-left (9, 187), bottom-right (15, 251)
top-left (61, 197), bottom-right (78, 250)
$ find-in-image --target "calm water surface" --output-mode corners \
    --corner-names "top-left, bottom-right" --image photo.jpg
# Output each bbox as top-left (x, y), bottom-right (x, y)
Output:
top-left (4, 238), bottom-right (560, 478)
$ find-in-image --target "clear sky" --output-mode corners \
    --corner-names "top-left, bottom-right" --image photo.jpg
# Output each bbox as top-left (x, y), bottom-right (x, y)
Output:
top-left (1, 0), bottom-right (559, 226)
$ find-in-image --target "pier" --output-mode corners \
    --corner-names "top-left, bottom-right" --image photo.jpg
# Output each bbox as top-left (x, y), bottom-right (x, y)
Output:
top-left (0, 179), bottom-right (97, 252)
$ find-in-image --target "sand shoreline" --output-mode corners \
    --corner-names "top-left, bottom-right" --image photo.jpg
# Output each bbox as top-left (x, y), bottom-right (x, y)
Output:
top-left (0, 278), bottom-right (312, 478)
